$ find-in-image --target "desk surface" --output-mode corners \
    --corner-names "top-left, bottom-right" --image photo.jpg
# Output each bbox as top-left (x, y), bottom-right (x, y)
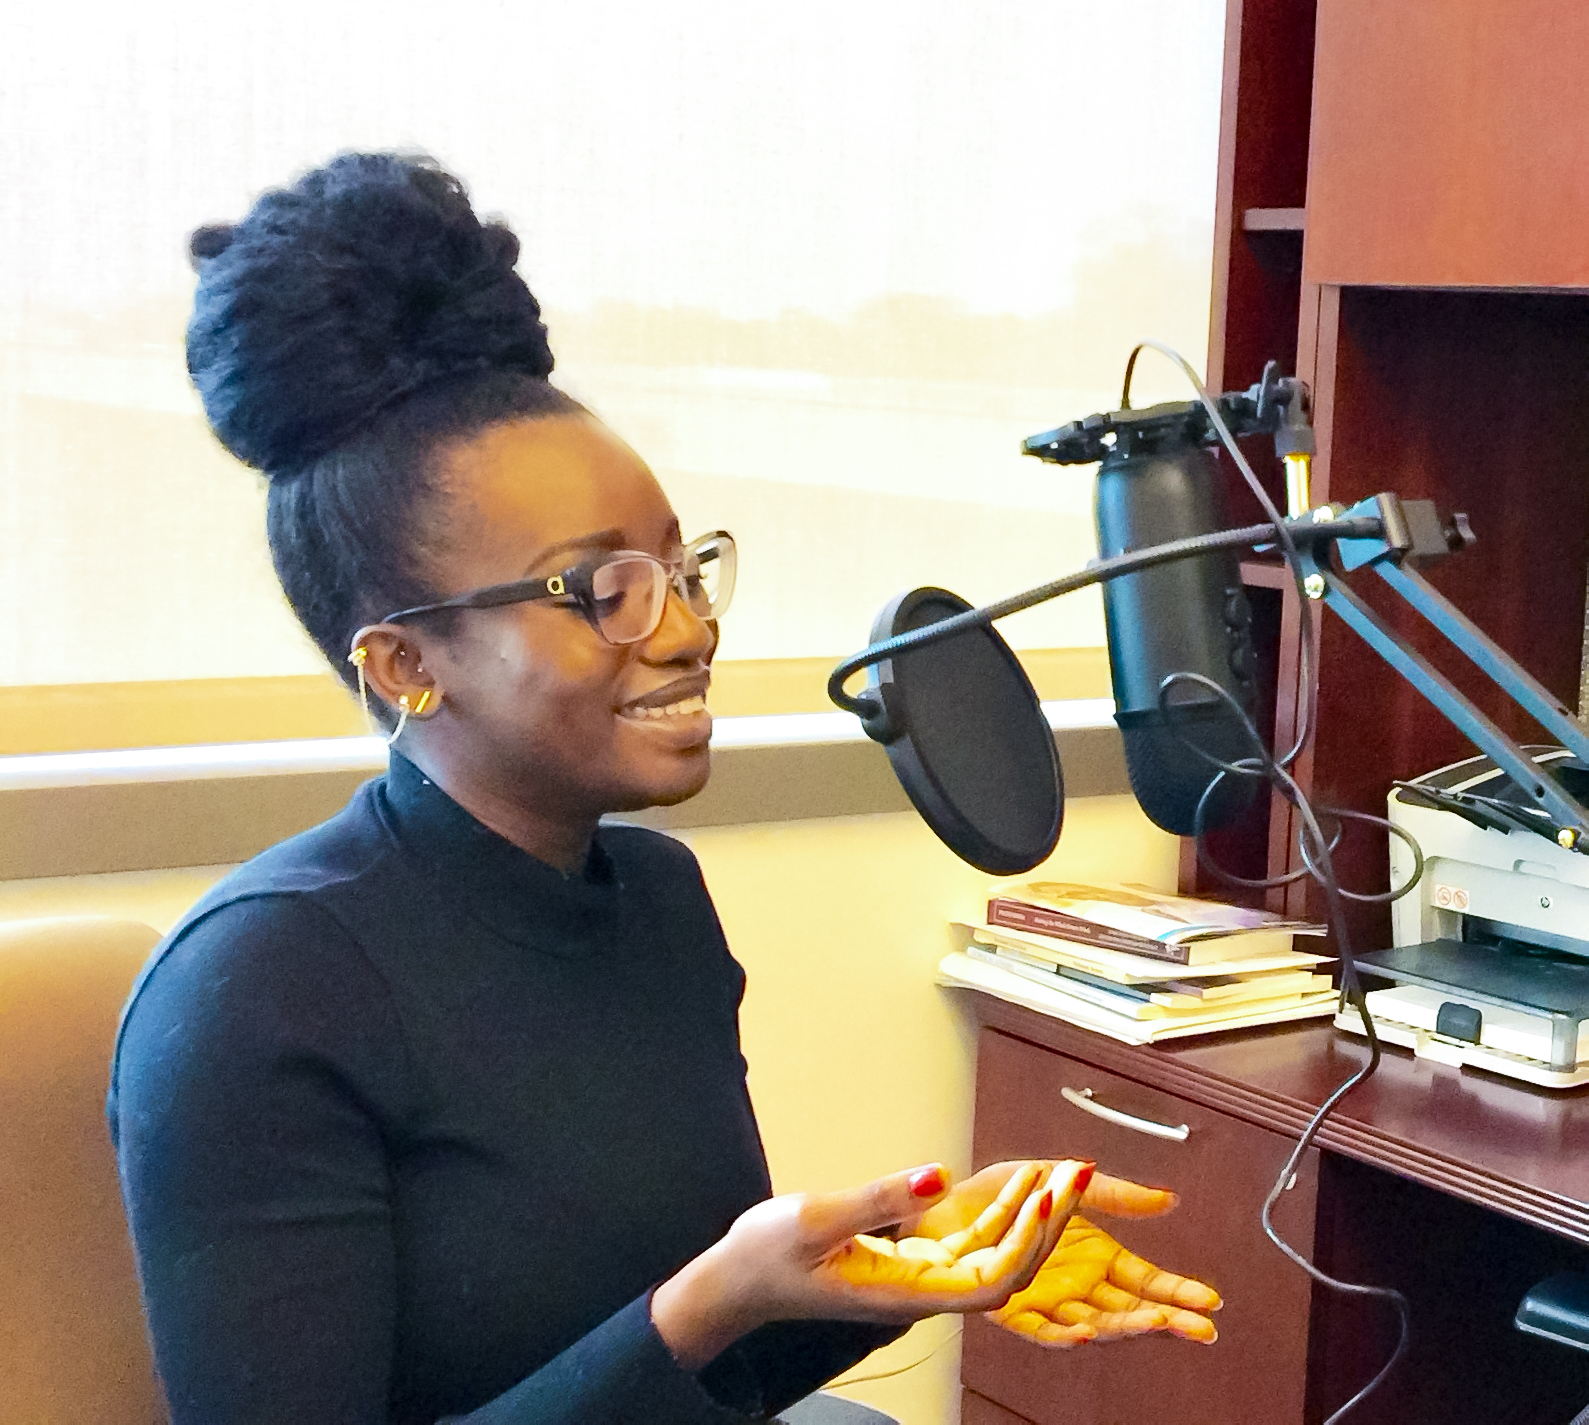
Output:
top-left (959, 989), bottom-right (1589, 1244)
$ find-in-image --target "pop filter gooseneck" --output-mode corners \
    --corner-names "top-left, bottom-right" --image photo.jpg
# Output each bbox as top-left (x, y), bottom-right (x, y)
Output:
top-left (827, 517), bottom-right (1377, 876)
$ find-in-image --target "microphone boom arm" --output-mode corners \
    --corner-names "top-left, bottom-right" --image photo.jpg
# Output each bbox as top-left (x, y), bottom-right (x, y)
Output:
top-left (1300, 498), bottom-right (1589, 851)
top-left (826, 513), bottom-right (1380, 726)
top-left (829, 491), bottom-right (1589, 851)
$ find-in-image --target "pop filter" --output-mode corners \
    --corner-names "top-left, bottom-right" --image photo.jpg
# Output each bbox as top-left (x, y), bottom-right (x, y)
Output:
top-left (861, 587), bottom-right (1062, 874)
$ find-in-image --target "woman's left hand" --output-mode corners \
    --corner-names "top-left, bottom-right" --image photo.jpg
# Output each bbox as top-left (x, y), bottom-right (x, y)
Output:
top-left (989, 1212), bottom-right (1221, 1347)
top-left (901, 1159), bottom-right (1221, 1347)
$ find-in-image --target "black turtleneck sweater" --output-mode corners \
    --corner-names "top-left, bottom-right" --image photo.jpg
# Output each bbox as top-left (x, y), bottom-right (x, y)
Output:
top-left (109, 754), bottom-right (895, 1423)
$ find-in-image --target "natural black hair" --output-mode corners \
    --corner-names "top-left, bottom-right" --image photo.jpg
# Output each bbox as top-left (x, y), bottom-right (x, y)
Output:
top-left (186, 152), bottom-right (584, 702)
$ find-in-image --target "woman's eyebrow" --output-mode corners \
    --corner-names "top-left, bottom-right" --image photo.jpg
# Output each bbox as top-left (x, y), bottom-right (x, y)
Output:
top-left (520, 528), bottom-right (625, 575)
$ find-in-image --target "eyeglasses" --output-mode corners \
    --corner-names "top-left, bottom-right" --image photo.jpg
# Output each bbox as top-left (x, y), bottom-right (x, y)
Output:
top-left (378, 530), bottom-right (737, 646)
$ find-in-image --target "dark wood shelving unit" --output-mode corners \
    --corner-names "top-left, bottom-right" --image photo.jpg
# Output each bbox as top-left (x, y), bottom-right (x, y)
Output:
top-left (962, 14), bottom-right (1589, 1421)
top-left (1237, 558), bottom-right (1295, 590)
top-left (1189, 0), bottom-right (1589, 954)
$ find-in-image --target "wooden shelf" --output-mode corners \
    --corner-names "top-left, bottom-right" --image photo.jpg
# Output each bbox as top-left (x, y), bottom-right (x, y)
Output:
top-left (1240, 557), bottom-right (1296, 590)
top-left (1306, 1), bottom-right (1589, 287)
top-left (1243, 206), bottom-right (1306, 232)
top-left (1195, 0), bottom-right (1589, 946)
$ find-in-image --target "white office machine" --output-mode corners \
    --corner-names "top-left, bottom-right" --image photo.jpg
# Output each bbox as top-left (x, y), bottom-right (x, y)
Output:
top-left (1335, 747), bottom-right (1589, 1087)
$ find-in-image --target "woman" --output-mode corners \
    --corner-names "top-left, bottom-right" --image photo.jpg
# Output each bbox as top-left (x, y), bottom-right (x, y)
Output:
top-left (110, 153), bottom-right (1218, 1423)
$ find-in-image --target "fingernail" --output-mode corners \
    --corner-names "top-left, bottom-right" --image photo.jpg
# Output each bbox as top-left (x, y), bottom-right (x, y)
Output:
top-left (1073, 1161), bottom-right (1096, 1194)
top-left (908, 1165), bottom-right (947, 1198)
top-left (1038, 1189), bottom-right (1054, 1220)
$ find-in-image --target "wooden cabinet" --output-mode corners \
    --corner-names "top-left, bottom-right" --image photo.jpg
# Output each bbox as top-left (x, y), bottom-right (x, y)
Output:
top-left (1194, 0), bottom-right (1589, 955)
top-left (1304, 1), bottom-right (1589, 289)
top-left (960, 1004), bottom-right (1589, 1425)
top-left (962, 1391), bottom-right (1035, 1425)
top-left (964, 1030), bottom-right (1317, 1424)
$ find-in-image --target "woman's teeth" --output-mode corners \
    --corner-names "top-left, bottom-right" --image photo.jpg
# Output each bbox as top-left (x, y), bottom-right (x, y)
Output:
top-left (621, 695), bottom-right (708, 721)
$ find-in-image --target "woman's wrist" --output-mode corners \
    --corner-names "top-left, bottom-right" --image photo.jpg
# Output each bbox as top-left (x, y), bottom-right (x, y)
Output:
top-left (651, 1241), bottom-right (766, 1372)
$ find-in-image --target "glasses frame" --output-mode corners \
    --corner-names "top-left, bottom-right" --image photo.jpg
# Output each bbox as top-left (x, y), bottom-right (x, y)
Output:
top-left (376, 529), bottom-right (736, 646)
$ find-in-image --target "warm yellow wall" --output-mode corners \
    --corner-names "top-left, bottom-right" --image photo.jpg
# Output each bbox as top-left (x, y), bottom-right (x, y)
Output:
top-left (1, 793), bottom-right (1175, 1425)
top-left (0, 648), bottom-right (1111, 754)
top-left (681, 797), bottom-right (1177, 1423)
top-left (0, 864), bottom-right (235, 931)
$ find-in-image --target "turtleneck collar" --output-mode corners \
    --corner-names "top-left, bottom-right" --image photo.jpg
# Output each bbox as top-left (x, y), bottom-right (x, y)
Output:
top-left (375, 752), bottom-right (622, 953)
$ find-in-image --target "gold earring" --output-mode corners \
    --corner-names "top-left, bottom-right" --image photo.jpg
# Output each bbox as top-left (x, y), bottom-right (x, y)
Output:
top-left (386, 689), bottom-right (442, 744)
top-left (349, 645), bottom-right (377, 731)
top-left (387, 693), bottom-right (413, 746)
top-left (348, 641), bottom-right (438, 744)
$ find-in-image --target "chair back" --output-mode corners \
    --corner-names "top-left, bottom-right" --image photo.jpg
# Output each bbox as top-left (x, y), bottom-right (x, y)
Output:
top-left (0, 916), bottom-right (165, 1424)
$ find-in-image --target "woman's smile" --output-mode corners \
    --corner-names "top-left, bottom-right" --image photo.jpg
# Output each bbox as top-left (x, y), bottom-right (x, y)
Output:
top-left (617, 671), bottom-right (713, 738)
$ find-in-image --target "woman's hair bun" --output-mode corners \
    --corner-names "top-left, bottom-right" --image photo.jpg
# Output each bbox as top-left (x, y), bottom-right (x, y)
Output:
top-left (188, 224), bottom-right (236, 266)
top-left (186, 152), bottom-right (555, 476)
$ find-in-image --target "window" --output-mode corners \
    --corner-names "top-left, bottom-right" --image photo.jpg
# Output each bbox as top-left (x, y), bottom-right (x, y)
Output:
top-left (1, 0), bottom-right (1223, 748)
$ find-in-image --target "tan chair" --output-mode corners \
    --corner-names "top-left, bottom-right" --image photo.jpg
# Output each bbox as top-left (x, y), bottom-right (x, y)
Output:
top-left (0, 917), bottom-right (165, 1424)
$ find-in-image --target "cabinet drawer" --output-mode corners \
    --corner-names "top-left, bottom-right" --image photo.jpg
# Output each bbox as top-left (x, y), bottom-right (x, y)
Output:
top-left (962, 1388), bottom-right (1035, 1424)
top-left (963, 1028), bottom-right (1318, 1425)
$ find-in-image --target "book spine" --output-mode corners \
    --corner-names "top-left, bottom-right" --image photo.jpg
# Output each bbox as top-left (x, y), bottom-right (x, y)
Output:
top-left (966, 946), bottom-right (1159, 1019)
top-left (986, 897), bottom-right (1189, 966)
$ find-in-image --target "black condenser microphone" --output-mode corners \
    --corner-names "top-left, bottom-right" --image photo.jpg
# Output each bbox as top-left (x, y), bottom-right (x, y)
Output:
top-left (1023, 374), bottom-right (1315, 834)
top-left (831, 368), bottom-right (1308, 863)
top-left (1094, 438), bottom-right (1259, 834)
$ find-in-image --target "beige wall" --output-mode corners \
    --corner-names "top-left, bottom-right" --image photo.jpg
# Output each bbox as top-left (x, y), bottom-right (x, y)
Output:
top-left (684, 798), bottom-right (1177, 1422)
top-left (2, 793), bottom-right (1175, 1425)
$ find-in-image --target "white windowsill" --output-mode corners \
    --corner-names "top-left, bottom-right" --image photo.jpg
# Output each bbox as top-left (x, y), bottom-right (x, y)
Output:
top-left (0, 701), bottom-right (1128, 879)
top-left (0, 700), bottom-right (1117, 791)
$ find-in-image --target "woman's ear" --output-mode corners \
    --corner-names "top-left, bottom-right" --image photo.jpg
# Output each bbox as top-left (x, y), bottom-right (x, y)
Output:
top-left (348, 625), bottom-right (443, 719)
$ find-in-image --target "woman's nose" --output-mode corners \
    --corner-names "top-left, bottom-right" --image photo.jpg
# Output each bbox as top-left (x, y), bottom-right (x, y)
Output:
top-left (645, 581), bottom-right (716, 662)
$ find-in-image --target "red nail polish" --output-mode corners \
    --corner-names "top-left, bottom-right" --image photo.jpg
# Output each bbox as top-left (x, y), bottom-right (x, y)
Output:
top-left (909, 1165), bottom-right (946, 1198)
top-left (1038, 1189), bottom-right (1054, 1220)
top-left (1073, 1162), bottom-right (1096, 1194)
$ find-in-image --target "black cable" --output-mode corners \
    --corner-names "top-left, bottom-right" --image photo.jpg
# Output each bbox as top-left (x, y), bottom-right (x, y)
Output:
top-left (1298, 808), bottom-right (1426, 904)
top-left (827, 343), bottom-right (1428, 1417)
top-left (1121, 340), bottom-right (1317, 771)
top-left (1166, 674), bottom-right (1411, 1422)
top-left (1125, 344), bottom-right (1416, 1422)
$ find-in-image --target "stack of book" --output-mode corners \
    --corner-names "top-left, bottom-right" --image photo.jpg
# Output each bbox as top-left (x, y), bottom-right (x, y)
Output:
top-left (939, 880), bottom-right (1337, 1045)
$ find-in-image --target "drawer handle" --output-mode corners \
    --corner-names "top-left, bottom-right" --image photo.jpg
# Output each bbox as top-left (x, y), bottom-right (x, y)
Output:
top-left (1061, 1086), bottom-right (1190, 1142)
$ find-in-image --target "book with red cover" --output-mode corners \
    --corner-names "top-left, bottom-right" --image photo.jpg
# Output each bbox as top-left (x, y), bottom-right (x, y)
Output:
top-left (985, 881), bottom-right (1325, 968)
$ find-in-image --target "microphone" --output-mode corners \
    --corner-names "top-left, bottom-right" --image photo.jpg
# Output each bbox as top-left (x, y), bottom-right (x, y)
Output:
top-left (1094, 438), bottom-right (1259, 834)
top-left (830, 362), bottom-right (1318, 868)
top-left (1023, 372), bottom-right (1307, 835)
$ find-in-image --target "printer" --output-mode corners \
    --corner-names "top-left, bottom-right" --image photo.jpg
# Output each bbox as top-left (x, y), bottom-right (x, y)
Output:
top-left (1335, 746), bottom-right (1589, 1088)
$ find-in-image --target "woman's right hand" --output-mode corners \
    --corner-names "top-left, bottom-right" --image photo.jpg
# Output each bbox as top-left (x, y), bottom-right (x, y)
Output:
top-left (652, 1160), bottom-right (1088, 1370)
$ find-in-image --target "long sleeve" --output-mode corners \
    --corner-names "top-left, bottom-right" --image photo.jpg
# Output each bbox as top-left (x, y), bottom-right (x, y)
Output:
top-left (701, 1320), bottom-right (905, 1418)
top-left (112, 895), bottom-right (756, 1424)
top-left (111, 775), bottom-right (901, 1423)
